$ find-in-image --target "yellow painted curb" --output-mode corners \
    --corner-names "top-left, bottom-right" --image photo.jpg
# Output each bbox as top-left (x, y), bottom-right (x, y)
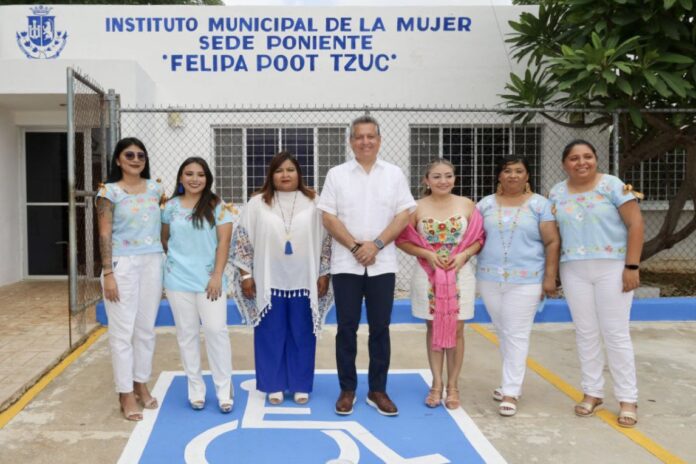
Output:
top-left (0, 327), bottom-right (106, 429)
top-left (469, 323), bottom-right (687, 464)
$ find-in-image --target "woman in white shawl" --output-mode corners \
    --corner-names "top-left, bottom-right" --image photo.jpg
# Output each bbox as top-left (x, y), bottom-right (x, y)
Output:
top-left (232, 151), bottom-right (332, 405)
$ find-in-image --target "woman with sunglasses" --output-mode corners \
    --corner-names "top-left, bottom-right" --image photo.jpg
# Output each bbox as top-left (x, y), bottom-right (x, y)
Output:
top-left (97, 137), bottom-right (165, 421)
top-left (161, 157), bottom-right (236, 413)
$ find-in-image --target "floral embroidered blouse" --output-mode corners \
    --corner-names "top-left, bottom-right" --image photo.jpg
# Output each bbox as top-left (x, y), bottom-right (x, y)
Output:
top-left (549, 174), bottom-right (636, 263)
top-left (97, 180), bottom-right (165, 256)
top-left (476, 193), bottom-right (555, 284)
top-left (162, 197), bottom-right (238, 293)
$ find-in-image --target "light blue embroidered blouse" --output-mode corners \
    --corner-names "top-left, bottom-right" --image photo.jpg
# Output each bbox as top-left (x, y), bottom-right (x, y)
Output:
top-left (476, 193), bottom-right (555, 284)
top-left (549, 174), bottom-right (635, 263)
top-left (97, 180), bottom-right (164, 257)
top-left (162, 197), bottom-right (237, 293)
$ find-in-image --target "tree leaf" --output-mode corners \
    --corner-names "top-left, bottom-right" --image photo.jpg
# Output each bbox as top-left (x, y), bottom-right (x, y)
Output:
top-left (603, 69), bottom-right (618, 83)
top-left (615, 62), bottom-right (633, 74)
top-left (591, 32), bottom-right (602, 49)
top-left (680, 0), bottom-right (693, 9)
top-left (628, 108), bottom-right (643, 128)
top-left (663, 0), bottom-right (678, 9)
top-left (650, 74), bottom-right (674, 98)
top-left (657, 71), bottom-right (688, 97)
top-left (655, 53), bottom-right (694, 64)
top-left (616, 77), bottom-right (633, 95)
top-left (561, 45), bottom-right (576, 57)
top-left (642, 70), bottom-right (658, 86)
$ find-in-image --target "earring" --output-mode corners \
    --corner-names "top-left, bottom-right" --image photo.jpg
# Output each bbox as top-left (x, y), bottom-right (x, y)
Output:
top-left (525, 182), bottom-right (532, 194)
top-left (496, 182), bottom-right (503, 195)
top-left (177, 182), bottom-right (184, 194)
top-left (425, 184), bottom-right (431, 190)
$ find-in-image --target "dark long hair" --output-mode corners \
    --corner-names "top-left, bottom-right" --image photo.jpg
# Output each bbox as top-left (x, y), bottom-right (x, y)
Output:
top-left (256, 151), bottom-right (315, 206)
top-left (495, 155), bottom-right (533, 192)
top-left (171, 157), bottom-right (220, 229)
top-left (106, 137), bottom-right (151, 183)
top-left (562, 139), bottom-right (597, 161)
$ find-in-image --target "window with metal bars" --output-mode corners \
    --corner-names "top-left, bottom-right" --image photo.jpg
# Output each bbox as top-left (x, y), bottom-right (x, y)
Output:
top-left (409, 125), bottom-right (542, 201)
top-left (623, 149), bottom-right (686, 203)
top-left (213, 126), bottom-right (346, 204)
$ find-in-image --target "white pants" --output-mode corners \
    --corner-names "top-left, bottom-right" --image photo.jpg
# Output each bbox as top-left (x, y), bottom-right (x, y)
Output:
top-left (102, 253), bottom-right (163, 393)
top-left (166, 290), bottom-right (233, 403)
top-left (560, 259), bottom-right (637, 403)
top-left (478, 280), bottom-right (542, 397)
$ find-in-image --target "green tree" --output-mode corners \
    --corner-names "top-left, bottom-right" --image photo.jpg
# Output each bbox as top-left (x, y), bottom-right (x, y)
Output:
top-left (504, 0), bottom-right (696, 260)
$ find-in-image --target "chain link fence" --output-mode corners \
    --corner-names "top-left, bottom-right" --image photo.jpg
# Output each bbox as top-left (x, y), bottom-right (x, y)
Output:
top-left (116, 106), bottom-right (694, 296)
top-left (67, 68), bottom-right (110, 346)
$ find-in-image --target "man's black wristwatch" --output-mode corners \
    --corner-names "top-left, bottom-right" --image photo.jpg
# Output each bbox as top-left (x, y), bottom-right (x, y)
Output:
top-left (624, 264), bottom-right (640, 270)
top-left (373, 238), bottom-right (385, 250)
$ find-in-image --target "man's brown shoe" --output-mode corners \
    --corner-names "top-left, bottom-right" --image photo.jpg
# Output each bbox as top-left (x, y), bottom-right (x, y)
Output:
top-left (335, 390), bottom-right (356, 415)
top-left (366, 391), bottom-right (398, 416)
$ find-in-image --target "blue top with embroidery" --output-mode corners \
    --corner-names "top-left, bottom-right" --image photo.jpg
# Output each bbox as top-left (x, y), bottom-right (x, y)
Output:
top-left (549, 174), bottom-right (635, 263)
top-left (476, 193), bottom-right (555, 284)
top-left (162, 196), bottom-right (238, 293)
top-left (97, 180), bottom-right (164, 257)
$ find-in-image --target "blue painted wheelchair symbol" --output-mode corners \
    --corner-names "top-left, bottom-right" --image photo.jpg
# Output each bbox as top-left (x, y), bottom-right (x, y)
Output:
top-left (119, 370), bottom-right (506, 463)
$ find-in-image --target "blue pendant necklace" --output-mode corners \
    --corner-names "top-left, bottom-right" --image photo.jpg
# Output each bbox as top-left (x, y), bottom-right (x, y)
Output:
top-left (275, 191), bottom-right (298, 255)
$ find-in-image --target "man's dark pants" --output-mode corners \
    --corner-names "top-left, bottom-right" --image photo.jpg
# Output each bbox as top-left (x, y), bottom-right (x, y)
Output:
top-left (332, 272), bottom-right (396, 393)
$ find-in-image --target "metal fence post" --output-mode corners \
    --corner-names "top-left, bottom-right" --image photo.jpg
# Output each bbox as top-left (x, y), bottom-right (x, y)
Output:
top-left (106, 89), bottom-right (119, 167)
top-left (66, 68), bottom-right (77, 346)
top-left (612, 110), bottom-right (620, 176)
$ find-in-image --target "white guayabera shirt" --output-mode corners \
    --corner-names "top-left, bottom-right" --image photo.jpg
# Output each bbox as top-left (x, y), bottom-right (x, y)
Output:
top-left (318, 158), bottom-right (416, 276)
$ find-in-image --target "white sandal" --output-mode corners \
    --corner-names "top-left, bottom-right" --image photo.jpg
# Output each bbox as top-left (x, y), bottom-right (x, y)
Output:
top-left (218, 399), bottom-right (234, 414)
top-left (189, 399), bottom-right (205, 410)
top-left (268, 391), bottom-right (284, 405)
top-left (499, 400), bottom-right (517, 417)
top-left (493, 388), bottom-right (520, 402)
top-left (294, 392), bottom-right (309, 404)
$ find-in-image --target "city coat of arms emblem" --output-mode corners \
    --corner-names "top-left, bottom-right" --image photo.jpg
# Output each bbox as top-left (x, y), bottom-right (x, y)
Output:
top-left (16, 5), bottom-right (68, 59)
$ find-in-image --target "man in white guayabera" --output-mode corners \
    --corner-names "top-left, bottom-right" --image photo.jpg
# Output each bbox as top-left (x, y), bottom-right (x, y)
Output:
top-left (318, 115), bottom-right (416, 417)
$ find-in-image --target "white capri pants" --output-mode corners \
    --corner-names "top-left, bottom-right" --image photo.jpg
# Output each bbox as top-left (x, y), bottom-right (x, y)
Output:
top-left (560, 259), bottom-right (637, 403)
top-left (102, 253), bottom-right (163, 393)
top-left (166, 290), bottom-right (233, 404)
top-left (478, 280), bottom-right (542, 398)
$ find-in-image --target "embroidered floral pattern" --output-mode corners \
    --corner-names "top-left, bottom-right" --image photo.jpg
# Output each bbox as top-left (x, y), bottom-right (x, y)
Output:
top-left (420, 216), bottom-right (464, 314)
top-left (98, 180), bottom-right (164, 254)
top-left (476, 193), bottom-right (553, 284)
top-left (549, 175), bottom-right (634, 262)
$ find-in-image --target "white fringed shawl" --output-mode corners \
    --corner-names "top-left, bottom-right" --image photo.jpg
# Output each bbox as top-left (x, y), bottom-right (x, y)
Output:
top-left (231, 192), bottom-right (332, 334)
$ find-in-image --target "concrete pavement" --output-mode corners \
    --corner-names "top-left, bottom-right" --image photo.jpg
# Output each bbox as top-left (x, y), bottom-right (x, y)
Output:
top-left (0, 321), bottom-right (694, 463)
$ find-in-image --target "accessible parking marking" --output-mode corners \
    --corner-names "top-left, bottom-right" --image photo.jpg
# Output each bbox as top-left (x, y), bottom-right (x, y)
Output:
top-left (119, 369), bottom-right (506, 464)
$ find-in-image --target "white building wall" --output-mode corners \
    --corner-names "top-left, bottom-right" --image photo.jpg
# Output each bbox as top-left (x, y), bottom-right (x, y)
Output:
top-left (0, 4), bottom-right (692, 284)
top-left (0, 110), bottom-right (21, 285)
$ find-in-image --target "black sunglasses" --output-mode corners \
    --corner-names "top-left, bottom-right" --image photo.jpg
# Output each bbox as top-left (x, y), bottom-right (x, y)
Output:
top-left (123, 151), bottom-right (147, 161)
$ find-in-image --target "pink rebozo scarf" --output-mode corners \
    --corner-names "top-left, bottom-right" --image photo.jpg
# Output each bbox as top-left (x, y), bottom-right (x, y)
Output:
top-left (396, 208), bottom-right (485, 351)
